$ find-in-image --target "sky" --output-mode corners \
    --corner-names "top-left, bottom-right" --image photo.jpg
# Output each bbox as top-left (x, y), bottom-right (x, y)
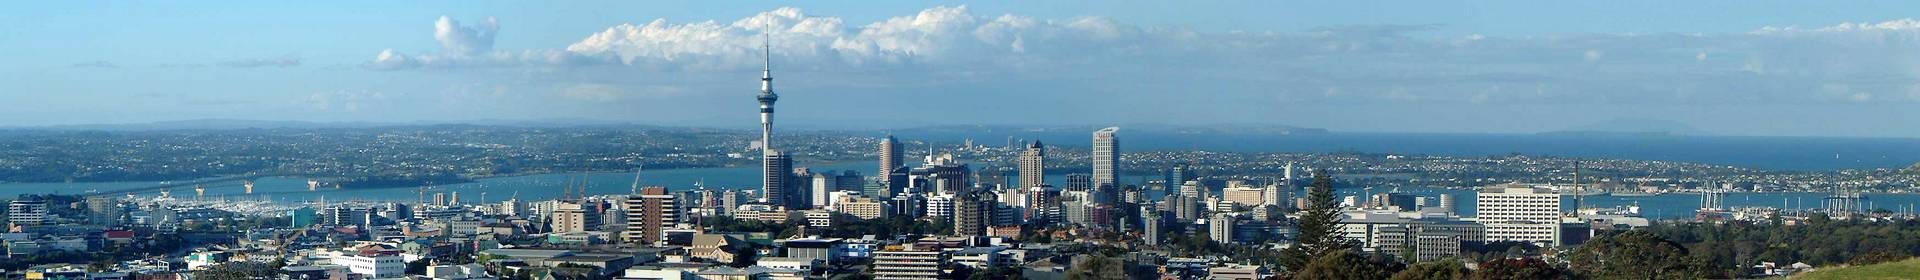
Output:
top-left (5, 1), bottom-right (1920, 137)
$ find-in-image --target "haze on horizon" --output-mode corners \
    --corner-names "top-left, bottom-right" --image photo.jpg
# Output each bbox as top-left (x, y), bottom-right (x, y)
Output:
top-left (5, 1), bottom-right (1920, 138)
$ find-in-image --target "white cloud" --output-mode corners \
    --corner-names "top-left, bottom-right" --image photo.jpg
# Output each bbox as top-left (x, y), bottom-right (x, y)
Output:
top-left (363, 9), bottom-right (1920, 109)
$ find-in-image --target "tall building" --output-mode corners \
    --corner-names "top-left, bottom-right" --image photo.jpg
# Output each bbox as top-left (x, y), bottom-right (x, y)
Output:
top-left (86, 196), bottom-right (124, 226)
top-left (720, 190), bottom-right (741, 216)
top-left (625, 187), bottom-right (678, 245)
top-left (953, 190), bottom-right (991, 237)
top-left (763, 150), bottom-right (795, 208)
top-left (8, 197), bottom-right (48, 228)
top-left (1209, 213), bottom-right (1237, 243)
top-left (551, 200), bottom-right (602, 234)
top-left (812, 173), bottom-right (833, 208)
top-left (1018, 141), bottom-right (1046, 189)
top-left (1065, 174), bottom-right (1092, 192)
top-left (879, 135), bottom-right (903, 185)
top-left (1141, 207), bottom-right (1163, 245)
top-left (1476, 184), bottom-right (1562, 246)
top-left (1091, 127), bottom-right (1120, 188)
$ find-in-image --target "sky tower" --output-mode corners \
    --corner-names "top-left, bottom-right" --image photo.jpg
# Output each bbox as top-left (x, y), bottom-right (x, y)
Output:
top-left (757, 33), bottom-right (792, 207)
top-left (757, 34), bottom-right (778, 154)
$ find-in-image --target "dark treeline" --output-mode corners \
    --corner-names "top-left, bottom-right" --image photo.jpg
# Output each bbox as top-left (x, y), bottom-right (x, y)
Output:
top-left (1646, 214), bottom-right (1920, 277)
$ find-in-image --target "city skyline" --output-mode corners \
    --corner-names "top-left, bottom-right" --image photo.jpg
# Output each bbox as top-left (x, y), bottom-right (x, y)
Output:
top-left (8, 2), bottom-right (1920, 137)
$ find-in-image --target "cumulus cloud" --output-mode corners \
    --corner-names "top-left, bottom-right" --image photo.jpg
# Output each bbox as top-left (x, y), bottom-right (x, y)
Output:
top-left (363, 7), bottom-right (1920, 109)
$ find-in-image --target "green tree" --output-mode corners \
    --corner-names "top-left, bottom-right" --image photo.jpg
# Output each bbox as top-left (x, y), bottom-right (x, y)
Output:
top-left (1066, 255), bottom-right (1129, 280)
top-left (1295, 249), bottom-right (1399, 280)
top-left (1390, 259), bottom-right (1469, 280)
top-left (192, 262), bottom-right (277, 280)
top-left (1566, 230), bottom-right (1701, 279)
top-left (1471, 258), bottom-right (1568, 280)
top-left (1282, 170), bottom-right (1356, 270)
top-left (406, 259), bottom-right (431, 275)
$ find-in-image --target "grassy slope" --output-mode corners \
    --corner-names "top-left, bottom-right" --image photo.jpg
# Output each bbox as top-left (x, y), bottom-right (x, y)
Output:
top-left (1792, 258), bottom-right (1920, 280)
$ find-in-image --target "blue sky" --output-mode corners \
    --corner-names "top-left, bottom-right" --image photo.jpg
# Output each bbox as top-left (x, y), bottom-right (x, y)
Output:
top-left (5, 1), bottom-right (1920, 137)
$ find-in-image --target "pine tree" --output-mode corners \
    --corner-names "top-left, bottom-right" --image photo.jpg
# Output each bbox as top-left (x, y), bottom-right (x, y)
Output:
top-left (1283, 170), bottom-right (1357, 271)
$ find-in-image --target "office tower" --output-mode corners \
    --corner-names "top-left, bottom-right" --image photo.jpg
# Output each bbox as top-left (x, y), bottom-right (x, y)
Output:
top-left (1091, 127), bottom-right (1120, 188)
top-left (1262, 181), bottom-right (1285, 207)
top-left (1179, 180), bottom-right (1206, 199)
top-left (926, 194), bottom-right (955, 220)
top-left (86, 196), bottom-right (124, 226)
top-left (433, 193), bottom-right (447, 207)
top-left (1209, 213), bottom-right (1236, 243)
top-left (1018, 141), bottom-right (1046, 189)
top-left (1065, 174), bottom-right (1092, 192)
top-left (914, 153), bottom-right (972, 195)
top-left (550, 200), bottom-right (602, 234)
top-left (8, 197), bottom-right (47, 227)
top-left (1476, 184), bottom-right (1562, 246)
top-left (1438, 194), bottom-right (1457, 216)
top-left (450, 191), bottom-right (460, 206)
top-left (953, 190), bottom-right (990, 237)
top-left (1171, 165), bottom-right (1193, 190)
top-left (812, 173), bottom-right (833, 208)
top-left (879, 135), bottom-right (903, 185)
top-left (720, 190), bottom-right (740, 216)
top-left (763, 150), bottom-right (794, 208)
top-left (1142, 207), bottom-right (1163, 245)
top-left (626, 187), bottom-right (678, 245)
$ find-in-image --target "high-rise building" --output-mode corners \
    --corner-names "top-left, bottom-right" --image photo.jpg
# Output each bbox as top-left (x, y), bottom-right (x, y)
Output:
top-left (1209, 213), bottom-right (1237, 243)
top-left (625, 187), bottom-right (678, 245)
top-left (8, 197), bottom-right (48, 228)
top-left (763, 150), bottom-right (794, 208)
top-left (953, 190), bottom-right (990, 237)
top-left (812, 173), bottom-right (833, 208)
top-left (1263, 180), bottom-right (1288, 207)
top-left (86, 196), bottom-right (124, 226)
top-left (1476, 184), bottom-right (1562, 246)
top-left (1141, 207), bottom-right (1163, 245)
top-left (720, 190), bottom-right (741, 216)
top-left (1018, 141), bottom-right (1046, 190)
top-left (1170, 165), bottom-right (1193, 190)
top-left (551, 200), bottom-right (602, 234)
top-left (1091, 127), bottom-right (1120, 188)
top-left (879, 135), bottom-right (903, 185)
top-left (911, 153), bottom-right (971, 195)
top-left (1065, 174), bottom-right (1092, 192)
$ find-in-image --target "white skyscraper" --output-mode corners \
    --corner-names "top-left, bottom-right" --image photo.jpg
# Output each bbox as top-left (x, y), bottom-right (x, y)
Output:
top-left (1091, 127), bottom-right (1120, 188)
